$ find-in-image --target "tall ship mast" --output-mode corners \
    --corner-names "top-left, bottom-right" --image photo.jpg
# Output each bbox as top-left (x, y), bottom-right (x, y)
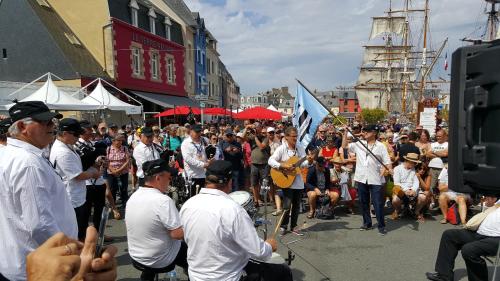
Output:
top-left (463, 0), bottom-right (500, 43)
top-left (355, 0), bottom-right (446, 117)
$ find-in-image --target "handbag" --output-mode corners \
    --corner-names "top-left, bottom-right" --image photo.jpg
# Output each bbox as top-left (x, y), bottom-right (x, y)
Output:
top-left (446, 203), bottom-right (461, 225)
top-left (465, 205), bottom-right (500, 231)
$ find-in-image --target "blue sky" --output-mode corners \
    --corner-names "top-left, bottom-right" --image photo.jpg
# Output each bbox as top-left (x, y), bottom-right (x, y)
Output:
top-left (185, 0), bottom-right (489, 95)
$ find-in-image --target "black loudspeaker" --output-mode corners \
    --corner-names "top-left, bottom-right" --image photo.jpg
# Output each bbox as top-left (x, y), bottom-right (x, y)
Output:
top-left (449, 39), bottom-right (500, 196)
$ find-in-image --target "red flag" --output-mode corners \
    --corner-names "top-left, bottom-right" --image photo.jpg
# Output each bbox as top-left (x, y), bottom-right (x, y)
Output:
top-left (444, 53), bottom-right (448, 71)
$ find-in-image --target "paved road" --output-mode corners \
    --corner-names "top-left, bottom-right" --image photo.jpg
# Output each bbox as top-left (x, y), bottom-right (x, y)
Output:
top-left (105, 202), bottom-right (496, 281)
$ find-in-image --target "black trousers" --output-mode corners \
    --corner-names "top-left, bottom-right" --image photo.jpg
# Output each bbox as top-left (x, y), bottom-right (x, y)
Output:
top-left (243, 259), bottom-right (293, 281)
top-left (189, 178), bottom-right (205, 198)
top-left (435, 229), bottom-right (499, 281)
top-left (281, 189), bottom-right (302, 230)
top-left (107, 173), bottom-right (129, 205)
top-left (85, 184), bottom-right (106, 229)
top-left (132, 242), bottom-right (188, 281)
top-left (74, 203), bottom-right (88, 240)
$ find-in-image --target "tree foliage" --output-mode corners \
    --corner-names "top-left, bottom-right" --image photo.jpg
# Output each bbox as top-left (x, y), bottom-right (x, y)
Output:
top-left (332, 115), bottom-right (348, 126)
top-left (360, 108), bottom-right (387, 124)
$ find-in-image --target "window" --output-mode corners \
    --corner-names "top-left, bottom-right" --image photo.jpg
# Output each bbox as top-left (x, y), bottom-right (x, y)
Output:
top-left (188, 72), bottom-right (193, 87)
top-left (187, 43), bottom-right (192, 61)
top-left (201, 52), bottom-right (205, 66)
top-left (207, 58), bottom-right (210, 74)
top-left (196, 48), bottom-right (200, 63)
top-left (132, 47), bottom-right (141, 76)
top-left (149, 17), bottom-right (156, 34)
top-left (167, 57), bottom-right (174, 84)
top-left (129, 0), bottom-right (139, 27)
top-left (164, 16), bottom-right (172, 40)
top-left (151, 52), bottom-right (159, 80)
top-left (211, 61), bottom-right (214, 74)
top-left (64, 32), bottom-right (81, 46)
top-left (197, 75), bottom-right (202, 90)
top-left (36, 0), bottom-right (51, 8)
top-left (148, 8), bottom-right (156, 34)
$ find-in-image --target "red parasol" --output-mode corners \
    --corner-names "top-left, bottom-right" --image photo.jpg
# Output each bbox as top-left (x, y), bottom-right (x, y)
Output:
top-left (203, 107), bottom-right (233, 116)
top-left (154, 106), bottom-right (201, 117)
top-left (233, 106), bottom-right (282, 120)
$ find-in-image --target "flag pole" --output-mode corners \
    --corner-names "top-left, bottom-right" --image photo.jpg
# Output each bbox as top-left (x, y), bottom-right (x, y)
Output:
top-left (295, 79), bottom-right (391, 171)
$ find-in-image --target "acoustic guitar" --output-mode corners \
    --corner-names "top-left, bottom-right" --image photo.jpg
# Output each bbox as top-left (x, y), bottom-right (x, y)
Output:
top-left (270, 149), bottom-right (317, 189)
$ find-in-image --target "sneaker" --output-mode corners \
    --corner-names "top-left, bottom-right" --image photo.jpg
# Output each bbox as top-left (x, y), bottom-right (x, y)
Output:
top-left (385, 199), bottom-right (391, 208)
top-left (279, 227), bottom-right (287, 236)
top-left (378, 228), bottom-right (387, 236)
top-left (291, 228), bottom-right (305, 236)
top-left (359, 225), bottom-right (373, 231)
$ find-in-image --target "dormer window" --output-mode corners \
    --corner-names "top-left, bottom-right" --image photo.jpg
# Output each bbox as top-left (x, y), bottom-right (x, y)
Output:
top-left (164, 16), bottom-right (172, 40)
top-left (148, 8), bottom-right (156, 34)
top-left (129, 0), bottom-right (139, 27)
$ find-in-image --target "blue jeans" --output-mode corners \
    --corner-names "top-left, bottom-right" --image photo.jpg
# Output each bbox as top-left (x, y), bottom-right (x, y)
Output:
top-left (231, 169), bottom-right (240, 192)
top-left (356, 181), bottom-right (385, 229)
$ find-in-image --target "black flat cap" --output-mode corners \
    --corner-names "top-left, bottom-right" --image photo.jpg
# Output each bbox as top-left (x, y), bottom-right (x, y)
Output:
top-left (0, 118), bottom-right (12, 134)
top-left (108, 123), bottom-right (118, 129)
top-left (206, 160), bottom-right (233, 183)
top-left (141, 127), bottom-right (153, 137)
top-left (192, 124), bottom-right (203, 132)
top-left (59, 118), bottom-right (84, 135)
top-left (9, 101), bottom-right (62, 122)
top-left (79, 120), bottom-right (92, 129)
top-left (363, 124), bottom-right (380, 132)
top-left (143, 159), bottom-right (177, 177)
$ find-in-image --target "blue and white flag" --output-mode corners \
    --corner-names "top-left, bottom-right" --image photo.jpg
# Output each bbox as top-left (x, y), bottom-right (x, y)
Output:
top-left (292, 82), bottom-right (329, 147)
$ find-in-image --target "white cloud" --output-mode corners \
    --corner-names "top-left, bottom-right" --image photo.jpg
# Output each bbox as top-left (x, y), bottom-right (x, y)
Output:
top-left (185, 0), bottom-right (485, 95)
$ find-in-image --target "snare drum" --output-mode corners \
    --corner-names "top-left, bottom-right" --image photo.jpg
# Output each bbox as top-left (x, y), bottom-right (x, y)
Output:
top-left (229, 191), bottom-right (257, 219)
top-left (251, 252), bottom-right (286, 265)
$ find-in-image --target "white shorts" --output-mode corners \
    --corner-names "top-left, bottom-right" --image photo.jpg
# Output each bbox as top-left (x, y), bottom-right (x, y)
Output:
top-left (444, 190), bottom-right (472, 202)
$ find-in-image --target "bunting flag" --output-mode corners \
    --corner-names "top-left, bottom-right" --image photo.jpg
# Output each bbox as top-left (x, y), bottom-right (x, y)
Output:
top-left (292, 81), bottom-right (330, 147)
top-left (444, 53), bottom-right (448, 71)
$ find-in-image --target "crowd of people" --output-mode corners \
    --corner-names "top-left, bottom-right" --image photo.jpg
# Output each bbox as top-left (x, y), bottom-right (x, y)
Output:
top-left (0, 101), bottom-right (498, 281)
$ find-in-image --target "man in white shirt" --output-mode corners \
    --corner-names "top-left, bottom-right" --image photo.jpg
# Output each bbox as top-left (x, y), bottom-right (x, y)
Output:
top-left (0, 101), bottom-right (77, 280)
top-left (426, 203), bottom-right (500, 281)
top-left (50, 118), bottom-right (101, 240)
top-left (133, 127), bottom-right (161, 186)
top-left (181, 124), bottom-right (212, 196)
top-left (342, 124), bottom-right (392, 235)
top-left (126, 159), bottom-right (187, 281)
top-left (268, 127), bottom-right (313, 236)
top-left (426, 129), bottom-right (448, 194)
top-left (391, 153), bottom-right (427, 221)
top-left (181, 160), bottom-right (291, 281)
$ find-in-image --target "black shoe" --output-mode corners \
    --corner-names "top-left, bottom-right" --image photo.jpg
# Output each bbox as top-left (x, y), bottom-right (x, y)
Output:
top-left (378, 228), bottom-right (387, 236)
top-left (425, 272), bottom-right (447, 281)
top-left (359, 225), bottom-right (373, 231)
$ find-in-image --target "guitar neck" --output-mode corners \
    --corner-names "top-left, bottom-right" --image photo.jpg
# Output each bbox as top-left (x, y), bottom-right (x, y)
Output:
top-left (293, 156), bottom-right (308, 168)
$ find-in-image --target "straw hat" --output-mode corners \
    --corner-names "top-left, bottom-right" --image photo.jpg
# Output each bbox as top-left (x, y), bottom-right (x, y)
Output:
top-left (331, 156), bottom-right (344, 164)
top-left (403, 153), bottom-right (421, 164)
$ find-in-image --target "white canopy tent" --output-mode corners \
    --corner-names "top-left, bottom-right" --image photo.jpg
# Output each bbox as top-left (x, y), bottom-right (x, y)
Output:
top-left (3, 73), bottom-right (100, 111)
top-left (80, 79), bottom-right (142, 115)
top-left (267, 105), bottom-right (279, 111)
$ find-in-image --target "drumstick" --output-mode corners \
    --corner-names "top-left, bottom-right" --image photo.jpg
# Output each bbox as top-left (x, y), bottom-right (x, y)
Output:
top-left (272, 204), bottom-right (290, 239)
